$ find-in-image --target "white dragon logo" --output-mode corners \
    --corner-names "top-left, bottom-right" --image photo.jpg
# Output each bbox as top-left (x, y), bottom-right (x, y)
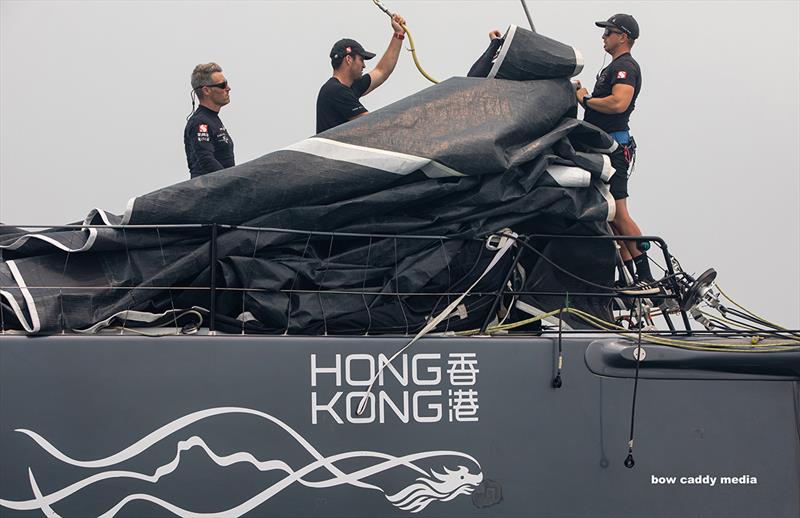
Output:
top-left (0, 407), bottom-right (483, 516)
top-left (386, 465), bottom-right (483, 512)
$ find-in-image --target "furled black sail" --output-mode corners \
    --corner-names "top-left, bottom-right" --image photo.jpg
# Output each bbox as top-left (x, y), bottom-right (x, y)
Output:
top-left (1, 26), bottom-right (618, 334)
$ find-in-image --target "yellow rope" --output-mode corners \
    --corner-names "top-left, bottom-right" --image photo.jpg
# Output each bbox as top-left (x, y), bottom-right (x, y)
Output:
top-left (563, 307), bottom-right (800, 351)
top-left (716, 283), bottom-right (793, 331)
top-left (453, 306), bottom-right (800, 352)
top-left (697, 309), bottom-right (763, 333)
top-left (371, 0), bottom-right (439, 84)
top-left (399, 23), bottom-right (439, 84)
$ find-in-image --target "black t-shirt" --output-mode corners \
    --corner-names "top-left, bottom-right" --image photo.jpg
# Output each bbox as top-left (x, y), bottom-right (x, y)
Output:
top-left (316, 75), bottom-right (372, 133)
top-left (183, 106), bottom-right (235, 178)
top-left (584, 53), bottom-right (641, 133)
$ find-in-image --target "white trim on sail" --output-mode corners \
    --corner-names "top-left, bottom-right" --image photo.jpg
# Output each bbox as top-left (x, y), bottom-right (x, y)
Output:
top-left (0, 228), bottom-right (97, 253)
top-left (284, 137), bottom-right (464, 178)
top-left (600, 154), bottom-right (614, 182)
top-left (121, 198), bottom-right (136, 225)
top-left (515, 300), bottom-right (572, 329)
top-left (547, 165), bottom-right (592, 188)
top-left (572, 47), bottom-right (584, 77)
top-left (487, 24), bottom-right (517, 79)
top-left (3, 260), bottom-right (40, 333)
top-left (595, 180), bottom-right (616, 222)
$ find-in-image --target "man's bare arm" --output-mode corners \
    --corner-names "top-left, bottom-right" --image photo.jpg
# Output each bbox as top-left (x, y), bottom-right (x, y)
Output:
top-left (576, 83), bottom-right (635, 114)
top-left (365, 13), bottom-right (406, 95)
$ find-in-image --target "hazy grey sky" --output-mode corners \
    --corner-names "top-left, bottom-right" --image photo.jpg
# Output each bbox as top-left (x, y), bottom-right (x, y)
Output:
top-left (1, 0), bottom-right (798, 326)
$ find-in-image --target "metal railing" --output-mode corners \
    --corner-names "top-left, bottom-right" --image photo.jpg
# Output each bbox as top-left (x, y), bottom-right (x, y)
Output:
top-left (0, 222), bottom-right (704, 336)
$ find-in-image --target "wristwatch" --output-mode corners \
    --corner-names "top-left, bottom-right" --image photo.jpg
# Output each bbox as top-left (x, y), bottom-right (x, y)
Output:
top-left (582, 95), bottom-right (592, 109)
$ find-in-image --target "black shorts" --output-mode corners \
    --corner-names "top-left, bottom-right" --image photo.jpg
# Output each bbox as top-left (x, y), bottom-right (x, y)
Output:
top-left (609, 143), bottom-right (634, 200)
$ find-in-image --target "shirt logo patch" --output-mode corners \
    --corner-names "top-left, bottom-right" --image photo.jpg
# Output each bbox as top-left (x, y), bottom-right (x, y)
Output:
top-left (198, 124), bottom-right (208, 133)
top-left (616, 71), bottom-right (627, 79)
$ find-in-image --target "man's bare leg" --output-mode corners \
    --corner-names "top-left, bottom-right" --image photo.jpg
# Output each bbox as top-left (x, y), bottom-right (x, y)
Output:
top-left (614, 198), bottom-right (643, 257)
top-left (613, 198), bottom-right (653, 282)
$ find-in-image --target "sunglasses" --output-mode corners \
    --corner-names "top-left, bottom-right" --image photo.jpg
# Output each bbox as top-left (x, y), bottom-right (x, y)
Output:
top-left (603, 28), bottom-right (624, 37)
top-left (204, 81), bottom-right (228, 90)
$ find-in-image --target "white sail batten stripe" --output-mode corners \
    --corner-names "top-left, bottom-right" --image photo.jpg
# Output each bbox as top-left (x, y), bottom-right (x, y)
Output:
top-left (487, 24), bottom-right (517, 78)
top-left (0, 228), bottom-right (97, 252)
top-left (572, 47), bottom-right (584, 77)
top-left (121, 197), bottom-right (136, 225)
top-left (89, 208), bottom-right (116, 226)
top-left (547, 165), bottom-right (591, 188)
top-left (284, 138), bottom-right (464, 178)
top-left (0, 207), bottom-right (126, 252)
top-left (600, 154), bottom-right (614, 182)
top-left (515, 300), bottom-right (572, 330)
top-left (0, 289), bottom-right (36, 334)
top-left (4, 261), bottom-right (40, 333)
top-left (595, 180), bottom-right (616, 222)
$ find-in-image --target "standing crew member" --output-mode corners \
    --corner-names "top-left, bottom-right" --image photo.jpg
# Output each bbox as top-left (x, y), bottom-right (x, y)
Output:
top-left (184, 63), bottom-right (234, 178)
top-left (575, 14), bottom-right (653, 283)
top-left (316, 13), bottom-right (407, 134)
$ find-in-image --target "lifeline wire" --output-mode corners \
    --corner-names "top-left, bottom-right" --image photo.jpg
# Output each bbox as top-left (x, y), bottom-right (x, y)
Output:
top-left (497, 232), bottom-right (673, 293)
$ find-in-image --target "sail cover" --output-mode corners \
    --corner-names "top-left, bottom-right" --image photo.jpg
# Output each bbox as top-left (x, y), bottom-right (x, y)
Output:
top-left (0, 27), bottom-right (618, 334)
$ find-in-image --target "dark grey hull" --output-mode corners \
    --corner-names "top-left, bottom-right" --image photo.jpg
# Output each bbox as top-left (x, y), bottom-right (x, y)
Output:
top-left (1, 335), bottom-right (798, 517)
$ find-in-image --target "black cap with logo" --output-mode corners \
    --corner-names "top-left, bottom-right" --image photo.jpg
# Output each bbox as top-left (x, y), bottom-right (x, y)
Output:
top-left (595, 14), bottom-right (639, 40)
top-left (330, 38), bottom-right (377, 61)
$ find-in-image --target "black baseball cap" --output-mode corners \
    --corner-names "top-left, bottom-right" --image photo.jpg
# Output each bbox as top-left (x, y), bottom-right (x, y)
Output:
top-left (595, 14), bottom-right (639, 40)
top-left (330, 38), bottom-right (376, 60)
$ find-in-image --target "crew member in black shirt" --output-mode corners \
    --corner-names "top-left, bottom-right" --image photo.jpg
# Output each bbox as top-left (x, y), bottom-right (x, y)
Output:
top-left (184, 62), bottom-right (235, 178)
top-left (575, 14), bottom-right (653, 283)
top-left (316, 12), bottom-right (407, 134)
